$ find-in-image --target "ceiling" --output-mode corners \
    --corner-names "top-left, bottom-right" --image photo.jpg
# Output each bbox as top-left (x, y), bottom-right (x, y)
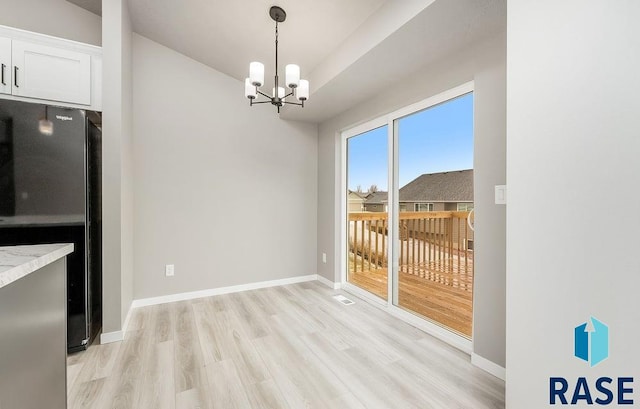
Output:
top-left (128, 0), bottom-right (386, 85)
top-left (66, 0), bottom-right (101, 16)
top-left (66, 0), bottom-right (506, 123)
top-left (281, 0), bottom-right (506, 122)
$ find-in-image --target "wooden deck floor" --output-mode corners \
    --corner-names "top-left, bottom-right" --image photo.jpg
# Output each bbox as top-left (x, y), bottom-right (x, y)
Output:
top-left (348, 262), bottom-right (473, 337)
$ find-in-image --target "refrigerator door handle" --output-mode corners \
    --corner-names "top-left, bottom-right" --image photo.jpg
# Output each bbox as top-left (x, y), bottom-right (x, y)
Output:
top-left (14, 66), bottom-right (18, 88)
top-left (1, 63), bottom-right (5, 85)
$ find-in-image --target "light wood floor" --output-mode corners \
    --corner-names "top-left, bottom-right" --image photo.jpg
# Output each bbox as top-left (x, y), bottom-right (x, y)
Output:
top-left (67, 282), bottom-right (503, 409)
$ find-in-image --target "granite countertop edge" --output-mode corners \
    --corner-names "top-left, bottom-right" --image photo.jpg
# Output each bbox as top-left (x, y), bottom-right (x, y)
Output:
top-left (0, 244), bottom-right (75, 290)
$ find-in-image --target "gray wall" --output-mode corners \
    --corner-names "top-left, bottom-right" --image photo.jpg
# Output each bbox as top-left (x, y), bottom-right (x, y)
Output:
top-left (101, 0), bottom-right (133, 335)
top-left (471, 34), bottom-right (506, 370)
top-left (131, 34), bottom-right (318, 299)
top-left (317, 33), bottom-right (506, 368)
top-left (0, 0), bottom-right (101, 46)
top-left (120, 0), bottom-right (133, 331)
top-left (506, 2), bottom-right (640, 406)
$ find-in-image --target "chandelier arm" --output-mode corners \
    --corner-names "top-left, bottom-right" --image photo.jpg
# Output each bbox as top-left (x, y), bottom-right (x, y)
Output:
top-left (282, 101), bottom-right (303, 106)
top-left (251, 100), bottom-right (274, 105)
top-left (256, 89), bottom-right (272, 99)
top-left (283, 90), bottom-right (295, 99)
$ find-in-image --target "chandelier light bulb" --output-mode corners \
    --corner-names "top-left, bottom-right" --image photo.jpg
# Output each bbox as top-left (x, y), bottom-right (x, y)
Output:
top-left (244, 78), bottom-right (256, 99)
top-left (285, 64), bottom-right (300, 88)
top-left (249, 62), bottom-right (264, 87)
top-left (272, 87), bottom-right (285, 99)
top-left (297, 79), bottom-right (309, 101)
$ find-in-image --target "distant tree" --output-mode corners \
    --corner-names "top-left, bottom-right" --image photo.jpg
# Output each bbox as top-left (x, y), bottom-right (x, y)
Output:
top-left (356, 185), bottom-right (363, 193)
top-left (368, 184), bottom-right (378, 193)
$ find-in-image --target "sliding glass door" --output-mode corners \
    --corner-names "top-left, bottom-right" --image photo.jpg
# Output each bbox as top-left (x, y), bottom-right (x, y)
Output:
top-left (342, 84), bottom-right (475, 340)
top-left (394, 92), bottom-right (474, 337)
top-left (345, 125), bottom-right (388, 300)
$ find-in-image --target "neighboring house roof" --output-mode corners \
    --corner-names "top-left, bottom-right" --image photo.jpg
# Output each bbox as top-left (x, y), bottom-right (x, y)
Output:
top-left (348, 190), bottom-right (367, 200)
top-left (364, 191), bottom-right (388, 204)
top-left (399, 169), bottom-right (473, 202)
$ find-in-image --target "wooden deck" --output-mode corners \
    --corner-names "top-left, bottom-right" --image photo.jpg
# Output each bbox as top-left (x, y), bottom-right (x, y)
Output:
top-left (348, 265), bottom-right (473, 337)
top-left (347, 211), bottom-right (474, 338)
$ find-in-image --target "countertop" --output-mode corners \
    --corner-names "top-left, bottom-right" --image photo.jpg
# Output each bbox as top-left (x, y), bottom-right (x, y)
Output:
top-left (0, 244), bottom-right (74, 290)
top-left (0, 214), bottom-right (85, 228)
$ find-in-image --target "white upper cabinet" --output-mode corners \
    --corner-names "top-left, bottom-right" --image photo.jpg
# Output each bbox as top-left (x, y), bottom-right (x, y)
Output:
top-left (0, 25), bottom-right (101, 110)
top-left (0, 36), bottom-right (10, 95)
top-left (11, 40), bottom-right (91, 105)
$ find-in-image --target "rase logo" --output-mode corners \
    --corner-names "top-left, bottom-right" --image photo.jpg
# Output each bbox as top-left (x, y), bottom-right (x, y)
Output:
top-left (549, 317), bottom-right (634, 406)
top-left (574, 317), bottom-right (609, 367)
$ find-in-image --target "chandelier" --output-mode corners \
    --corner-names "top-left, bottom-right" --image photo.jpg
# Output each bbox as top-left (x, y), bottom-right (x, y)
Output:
top-left (244, 6), bottom-right (309, 113)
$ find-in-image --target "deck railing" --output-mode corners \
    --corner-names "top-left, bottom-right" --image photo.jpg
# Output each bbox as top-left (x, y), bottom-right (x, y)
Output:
top-left (348, 211), bottom-right (474, 289)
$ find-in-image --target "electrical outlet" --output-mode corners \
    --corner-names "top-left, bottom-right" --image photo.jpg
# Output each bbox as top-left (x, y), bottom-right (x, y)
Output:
top-left (322, 253), bottom-right (327, 263)
top-left (165, 264), bottom-right (175, 277)
top-left (495, 185), bottom-right (507, 205)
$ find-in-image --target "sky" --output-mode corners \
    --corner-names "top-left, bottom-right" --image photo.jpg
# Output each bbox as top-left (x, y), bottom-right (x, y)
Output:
top-left (347, 92), bottom-right (474, 191)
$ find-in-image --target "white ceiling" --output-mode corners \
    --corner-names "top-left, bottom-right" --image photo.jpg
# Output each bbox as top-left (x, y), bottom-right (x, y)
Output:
top-left (281, 0), bottom-right (506, 122)
top-left (66, 0), bottom-right (506, 123)
top-left (66, 0), bottom-right (101, 16)
top-left (128, 0), bottom-right (386, 84)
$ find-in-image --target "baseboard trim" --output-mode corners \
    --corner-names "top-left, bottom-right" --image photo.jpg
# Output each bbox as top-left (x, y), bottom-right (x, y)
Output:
top-left (100, 303), bottom-right (133, 345)
top-left (316, 274), bottom-right (341, 290)
top-left (101, 274), bottom-right (330, 343)
top-left (99, 330), bottom-right (123, 344)
top-left (131, 274), bottom-right (318, 308)
top-left (471, 353), bottom-right (506, 380)
top-left (122, 303), bottom-right (133, 337)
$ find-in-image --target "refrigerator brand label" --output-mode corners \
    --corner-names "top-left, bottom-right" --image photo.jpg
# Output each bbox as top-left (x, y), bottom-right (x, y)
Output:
top-left (56, 115), bottom-right (73, 121)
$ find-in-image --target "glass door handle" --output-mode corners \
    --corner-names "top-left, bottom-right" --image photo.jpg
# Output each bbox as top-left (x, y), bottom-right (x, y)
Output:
top-left (467, 208), bottom-right (475, 232)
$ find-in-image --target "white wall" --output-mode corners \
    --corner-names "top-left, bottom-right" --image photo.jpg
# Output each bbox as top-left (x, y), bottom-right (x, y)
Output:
top-left (131, 34), bottom-right (318, 300)
top-left (0, 0), bottom-right (101, 45)
top-left (317, 34), bottom-right (506, 368)
top-left (101, 0), bottom-right (133, 336)
top-left (506, 1), bottom-right (640, 407)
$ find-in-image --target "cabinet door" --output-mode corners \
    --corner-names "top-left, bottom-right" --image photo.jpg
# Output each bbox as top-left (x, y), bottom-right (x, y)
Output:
top-left (12, 40), bottom-right (91, 105)
top-left (0, 37), bottom-right (10, 95)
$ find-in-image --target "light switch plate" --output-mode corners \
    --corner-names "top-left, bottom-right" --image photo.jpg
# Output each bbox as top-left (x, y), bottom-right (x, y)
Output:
top-left (165, 264), bottom-right (175, 277)
top-left (495, 185), bottom-right (507, 205)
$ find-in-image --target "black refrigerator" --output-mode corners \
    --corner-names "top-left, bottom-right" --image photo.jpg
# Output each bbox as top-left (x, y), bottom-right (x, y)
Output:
top-left (0, 99), bottom-right (102, 352)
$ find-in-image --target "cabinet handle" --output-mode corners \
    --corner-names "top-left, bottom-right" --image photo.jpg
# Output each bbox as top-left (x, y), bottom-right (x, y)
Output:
top-left (1, 64), bottom-right (5, 86)
top-left (14, 66), bottom-right (18, 88)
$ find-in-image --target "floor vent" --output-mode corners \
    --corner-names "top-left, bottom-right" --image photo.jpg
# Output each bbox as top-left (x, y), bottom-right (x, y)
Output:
top-left (333, 295), bottom-right (355, 305)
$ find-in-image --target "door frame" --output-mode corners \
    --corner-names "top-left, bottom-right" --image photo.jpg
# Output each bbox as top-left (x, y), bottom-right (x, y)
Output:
top-left (339, 81), bottom-right (474, 353)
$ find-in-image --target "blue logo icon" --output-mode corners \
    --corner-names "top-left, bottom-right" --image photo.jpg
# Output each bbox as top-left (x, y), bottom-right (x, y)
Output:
top-left (574, 317), bottom-right (609, 367)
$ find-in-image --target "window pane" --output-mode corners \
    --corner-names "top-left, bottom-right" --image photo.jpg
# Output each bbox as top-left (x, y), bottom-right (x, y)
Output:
top-left (346, 125), bottom-right (388, 300)
top-left (395, 92), bottom-right (475, 338)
